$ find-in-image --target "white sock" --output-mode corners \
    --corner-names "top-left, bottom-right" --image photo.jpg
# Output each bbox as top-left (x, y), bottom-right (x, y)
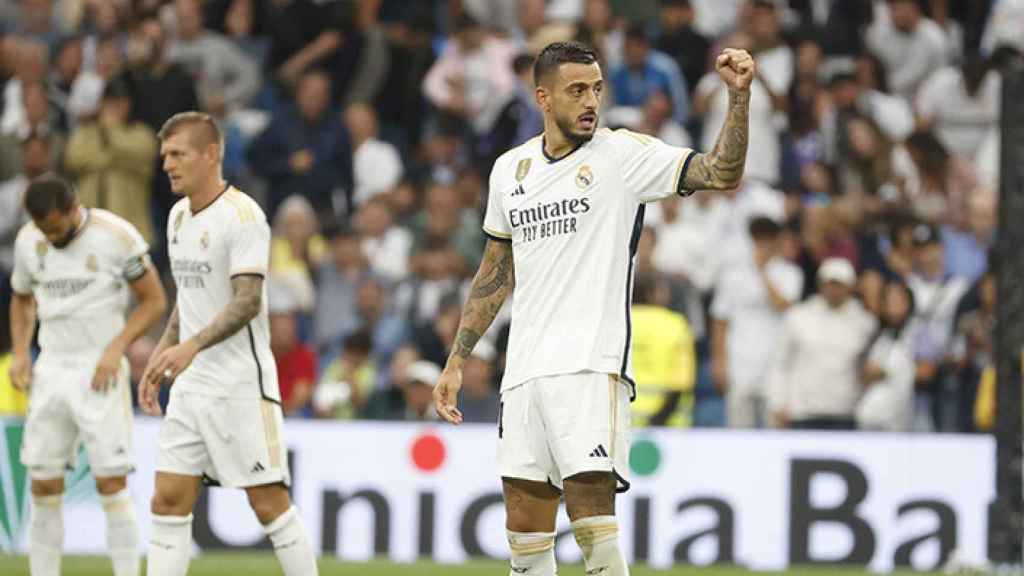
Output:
top-left (101, 489), bottom-right (139, 576)
top-left (263, 506), bottom-right (318, 576)
top-left (30, 494), bottom-right (63, 576)
top-left (507, 530), bottom-right (557, 576)
top-left (146, 514), bottom-right (192, 576)
top-left (571, 515), bottom-right (629, 576)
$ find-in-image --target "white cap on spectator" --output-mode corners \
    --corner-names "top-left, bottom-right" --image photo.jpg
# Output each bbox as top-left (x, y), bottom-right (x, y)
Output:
top-left (817, 258), bottom-right (856, 286)
top-left (406, 360), bottom-right (441, 386)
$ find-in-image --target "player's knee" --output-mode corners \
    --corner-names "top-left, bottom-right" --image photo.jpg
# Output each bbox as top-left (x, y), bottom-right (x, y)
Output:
top-left (31, 478), bottom-right (64, 497)
top-left (94, 476), bottom-right (127, 496)
top-left (246, 485), bottom-right (291, 525)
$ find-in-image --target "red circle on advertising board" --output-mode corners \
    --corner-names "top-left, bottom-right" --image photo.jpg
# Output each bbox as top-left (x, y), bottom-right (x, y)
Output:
top-left (411, 433), bottom-right (446, 472)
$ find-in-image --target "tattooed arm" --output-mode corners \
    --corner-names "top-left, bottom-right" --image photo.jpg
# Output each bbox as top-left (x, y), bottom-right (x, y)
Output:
top-left (682, 49), bottom-right (754, 191)
top-left (190, 274), bottom-right (263, 351)
top-left (140, 275), bottom-right (264, 415)
top-left (434, 239), bottom-right (515, 423)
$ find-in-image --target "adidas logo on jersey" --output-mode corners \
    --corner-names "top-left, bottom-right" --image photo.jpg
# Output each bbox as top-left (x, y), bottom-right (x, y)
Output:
top-left (251, 461), bottom-right (266, 473)
top-left (589, 444), bottom-right (609, 458)
top-left (511, 184), bottom-right (526, 197)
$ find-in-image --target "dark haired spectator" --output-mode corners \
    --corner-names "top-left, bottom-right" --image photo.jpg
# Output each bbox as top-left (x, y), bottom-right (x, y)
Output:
top-left (65, 78), bottom-right (157, 242)
top-left (248, 68), bottom-right (354, 219)
top-left (656, 0), bottom-right (709, 97)
top-left (313, 330), bottom-right (375, 419)
top-left (361, 358), bottom-right (440, 421)
top-left (610, 23), bottom-right (688, 124)
top-left (856, 280), bottom-right (917, 431)
top-left (894, 129), bottom-right (978, 227)
top-left (354, 198), bottom-right (411, 285)
top-left (915, 54), bottom-right (1000, 163)
top-left (269, 282), bottom-right (317, 416)
top-left (67, 34), bottom-right (123, 122)
top-left (313, 223), bottom-right (369, 352)
top-left (866, 0), bottom-right (953, 100)
top-left (712, 216), bottom-right (803, 428)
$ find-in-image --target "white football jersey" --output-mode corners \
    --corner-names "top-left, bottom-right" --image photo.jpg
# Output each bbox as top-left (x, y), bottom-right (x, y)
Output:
top-left (11, 208), bottom-right (150, 354)
top-left (484, 128), bottom-right (696, 397)
top-left (167, 186), bottom-right (279, 402)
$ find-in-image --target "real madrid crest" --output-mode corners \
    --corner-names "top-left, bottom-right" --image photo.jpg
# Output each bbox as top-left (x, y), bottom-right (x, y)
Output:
top-left (575, 165), bottom-right (594, 190)
top-left (172, 211), bottom-right (184, 244)
top-left (86, 254), bottom-right (98, 272)
top-left (515, 158), bottom-right (532, 182)
top-left (35, 240), bottom-right (48, 271)
top-left (200, 230), bottom-right (210, 250)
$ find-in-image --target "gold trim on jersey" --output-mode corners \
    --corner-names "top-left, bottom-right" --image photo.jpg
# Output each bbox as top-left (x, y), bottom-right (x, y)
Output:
top-left (91, 211), bottom-right (137, 249)
top-left (224, 189), bottom-right (255, 223)
top-left (672, 152), bottom-right (688, 194)
top-left (483, 227), bottom-right (512, 239)
top-left (617, 128), bottom-right (653, 146)
top-left (608, 375), bottom-right (618, 461)
top-left (261, 400), bottom-right (282, 469)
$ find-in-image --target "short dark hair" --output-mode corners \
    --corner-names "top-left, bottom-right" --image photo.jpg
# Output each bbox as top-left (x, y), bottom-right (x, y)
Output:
top-left (157, 111), bottom-right (223, 151)
top-left (24, 174), bottom-right (76, 220)
top-left (534, 41), bottom-right (599, 86)
top-left (749, 216), bottom-right (782, 240)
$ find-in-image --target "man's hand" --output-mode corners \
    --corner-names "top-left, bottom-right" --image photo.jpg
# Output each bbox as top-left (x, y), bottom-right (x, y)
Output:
top-left (9, 353), bottom-right (31, 392)
top-left (715, 48), bottom-right (755, 92)
top-left (92, 344), bottom-right (124, 392)
top-left (433, 367), bottom-right (464, 424)
top-left (140, 340), bottom-right (200, 414)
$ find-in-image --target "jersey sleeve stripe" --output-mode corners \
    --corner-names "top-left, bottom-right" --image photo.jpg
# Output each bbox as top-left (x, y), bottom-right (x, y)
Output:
top-left (230, 268), bottom-right (266, 278)
top-left (224, 193), bottom-right (254, 223)
top-left (483, 228), bottom-right (512, 242)
top-left (674, 150), bottom-right (699, 197)
top-left (91, 212), bottom-right (139, 249)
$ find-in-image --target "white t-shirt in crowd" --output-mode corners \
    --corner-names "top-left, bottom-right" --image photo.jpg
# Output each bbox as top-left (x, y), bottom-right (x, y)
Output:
top-left (12, 208), bottom-right (149, 354)
top-left (712, 255), bottom-right (804, 396)
top-left (484, 128), bottom-right (696, 396)
top-left (167, 186), bottom-right (279, 402)
top-left (696, 72), bottom-right (779, 185)
top-left (916, 67), bottom-right (1001, 162)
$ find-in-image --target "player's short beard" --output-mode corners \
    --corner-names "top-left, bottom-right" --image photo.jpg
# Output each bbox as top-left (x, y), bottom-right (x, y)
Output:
top-left (554, 111), bottom-right (596, 145)
top-left (51, 227), bottom-right (75, 248)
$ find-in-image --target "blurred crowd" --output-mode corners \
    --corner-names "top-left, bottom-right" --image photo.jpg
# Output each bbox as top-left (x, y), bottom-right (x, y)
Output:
top-left (0, 0), bottom-right (1020, 432)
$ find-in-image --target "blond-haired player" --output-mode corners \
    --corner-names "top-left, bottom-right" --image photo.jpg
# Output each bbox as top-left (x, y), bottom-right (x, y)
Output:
top-left (138, 112), bottom-right (317, 576)
top-left (433, 41), bottom-right (754, 576)
top-left (11, 174), bottom-right (168, 575)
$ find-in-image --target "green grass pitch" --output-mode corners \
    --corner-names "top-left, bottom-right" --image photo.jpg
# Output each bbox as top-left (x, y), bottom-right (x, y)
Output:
top-left (0, 553), bottom-right (945, 575)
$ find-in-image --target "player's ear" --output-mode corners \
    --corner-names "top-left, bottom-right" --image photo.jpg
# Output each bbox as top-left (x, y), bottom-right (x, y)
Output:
top-left (535, 84), bottom-right (550, 113)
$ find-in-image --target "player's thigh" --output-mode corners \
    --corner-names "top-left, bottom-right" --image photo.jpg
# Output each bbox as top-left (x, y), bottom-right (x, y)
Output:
top-left (75, 358), bottom-right (134, 478)
top-left (502, 476), bottom-right (561, 533)
top-left (152, 471), bottom-right (202, 516)
top-left (156, 386), bottom-right (212, 480)
top-left (497, 383), bottom-right (557, 487)
top-left (20, 364), bottom-right (79, 480)
top-left (199, 397), bottom-right (290, 489)
top-left (538, 372), bottom-right (631, 491)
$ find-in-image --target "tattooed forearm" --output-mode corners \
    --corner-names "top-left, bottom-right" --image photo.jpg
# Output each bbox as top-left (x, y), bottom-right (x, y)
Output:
top-left (683, 89), bottom-right (749, 191)
top-left (191, 275), bottom-right (263, 351)
top-left (449, 240), bottom-right (515, 365)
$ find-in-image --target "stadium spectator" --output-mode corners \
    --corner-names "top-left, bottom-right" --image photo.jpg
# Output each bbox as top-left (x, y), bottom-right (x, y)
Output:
top-left (607, 89), bottom-right (691, 147)
top-left (1, 40), bottom-right (49, 138)
top-left (942, 191), bottom-right (995, 284)
top-left (951, 268), bottom-right (997, 432)
top-left (746, 0), bottom-right (794, 97)
top-left (314, 330), bottom-right (375, 419)
top-left (263, 0), bottom-right (353, 95)
top-left (248, 68), bottom-right (354, 219)
top-left (64, 78), bottom-right (158, 242)
top-left (768, 258), bottom-right (877, 430)
top-left (168, 0), bottom-right (262, 115)
top-left (916, 54), bottom-right (1001, 163)
top-left (656, 0), bottom-right (710, 98)
top-left (422, 13), bottom-right (518, 138)
top-left (575, 0), bottom-right (625, 70)
top-left (48, 35), bottom-right (83, 124)
top-left (650, 190), bottom-right (727, 296)
top-left (459, 339), bottom-right (499, 424)
top-left (508, 53), bottom-right (545, 147)
top-left (610, 23), bottom-right (689, 124)
top-left (631, 272), bottom-right (696, 428)
top-left (313, 223), bottom-right (369, 353)
top-left (362, 358), bottom-right (440, 421)
top-left (270, 194), bottom-right (325, 314)
top-left (409, 181), bottom-right (482, 273)
top-left (354, 197), bottom-right (412, 285)
top-left (0, 134), bottom-right (53, 273)
top-left (67, 33), bottom-right (124, 122)
top-left (856, 280), bottom-right (918, 431)
top-left (269, 284), bottom-right (317, 416)
top-left (895, 130), bottom-right (978, 227)
top-left (712, 217), bottom-right (803, 428)
top-left (908, 224), bottom-right (971, 431)
top-left (346, 102), bottom-right (403, 206)
top-left (866, 0), bottom-right (953, 101)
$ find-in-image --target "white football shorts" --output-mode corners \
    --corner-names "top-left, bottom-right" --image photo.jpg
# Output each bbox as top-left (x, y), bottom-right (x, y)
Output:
top-left (156, 384), bottom-right (290, 488)
top-left (21, 353), bottom-right (133, 480)
top-left (497, 371), bottom-right (631, 492)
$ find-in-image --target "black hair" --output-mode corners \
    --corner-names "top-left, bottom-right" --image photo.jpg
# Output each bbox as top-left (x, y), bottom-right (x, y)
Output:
top-left (533, 41), bottom-right (599, 86)
top-left (24, 173), bottom-right (76, 220)
top-left (513, 53), bottom-right (535, 76)
top-left (631, 271), bottom-right (661, 305)
top-left (343, 330), bottom-right (373, 355)
top-left (749, 216), bottom-right (782, 240)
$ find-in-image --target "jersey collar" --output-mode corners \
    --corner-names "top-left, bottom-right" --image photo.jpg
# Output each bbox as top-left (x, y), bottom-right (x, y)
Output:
top-left (540, 135), bottom-right (585, 164)
top-left (190, 182), bottom-right (232, 216)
